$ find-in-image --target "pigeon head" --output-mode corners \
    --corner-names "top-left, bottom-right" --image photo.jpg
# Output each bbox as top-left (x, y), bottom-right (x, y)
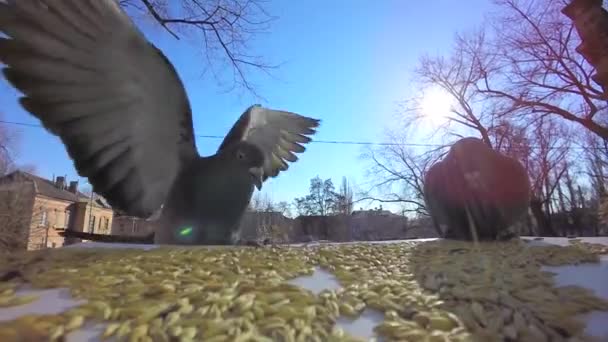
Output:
top-left (225, 141), bottom-right (265, 191)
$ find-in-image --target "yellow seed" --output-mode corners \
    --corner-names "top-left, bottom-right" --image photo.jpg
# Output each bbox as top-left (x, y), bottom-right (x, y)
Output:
top-left (102, 323), bottom-right (120, 339)
top-left (331, 326), bottom-right (345, 338)
top-left (427, 331), bottom-right (450, 342)
top-left (129, 324), bottom-right (149, 341)
top-left (204, 335), bottom-right (230, 342)
top-left (49, 326), bottom-right (64, 341)
top-left (429, 315), bottom-right (456, 331)
top-left (338, 302), bottom-right (358, 317)
top-left (116, 321), bottom-right (132, 338)
top-left (181, 326), bottom-right (197, 339)
top-left (168, 325), bottom-right (183, 337)
top-left (4, 294), bottom-right (39, 307)
top-left (149, 326), bottom-right (170, 342)
top-left (392, 328), bottom-right (427, 341)
top-left (0, 296), bottom-right (12, 307)
top-left (178, 304), bottom-right (194, 315)
top-left (1, 288), bottom-right (15, 296)
top-left (413, 313), bottom-right (430, 328)
top-left (65, 315), bottom-right (84, 331)
top-left (165, 311), bottom-right (181, 326)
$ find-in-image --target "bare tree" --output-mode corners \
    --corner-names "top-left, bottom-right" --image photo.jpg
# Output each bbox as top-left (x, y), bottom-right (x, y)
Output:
top-left (0, 120), bottom-right (20, 176)
top-left (249, 191), bottom-right (274, 212)
top-left (404, 29), bottom-right (503, 146)
top-left (336, 176), bottom-right (353, 215)
top-left (119, 0), bottom-right (279, 96)
top-left (0, 114), bottom-right (39, 176)
top-left (363, 28), bottom-right (506, 217)
top-left (479, 0), bottom-right (608, 139)
top-left (583, 131), bottom-right (608, 198)
top-left (275, 201), bottom-right (292, 218)
top-left (361, 131), bottom-right (446, 217)
top-left (524, 117), bottom-right (571, 236)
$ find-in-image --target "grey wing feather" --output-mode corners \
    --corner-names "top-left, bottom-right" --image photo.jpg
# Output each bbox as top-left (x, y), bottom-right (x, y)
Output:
top-left (0, 0), bottom-right (198, 217)
top-left (219, 105), bottom-right (320, 181)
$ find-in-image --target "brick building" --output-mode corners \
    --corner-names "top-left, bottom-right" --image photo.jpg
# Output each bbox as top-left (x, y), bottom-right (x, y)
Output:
top-left (0, 171), bottom-right (114, 251)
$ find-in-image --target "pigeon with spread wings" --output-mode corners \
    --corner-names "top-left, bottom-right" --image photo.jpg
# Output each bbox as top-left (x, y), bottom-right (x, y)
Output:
top-left (0, 0), bottom-right (319, 245)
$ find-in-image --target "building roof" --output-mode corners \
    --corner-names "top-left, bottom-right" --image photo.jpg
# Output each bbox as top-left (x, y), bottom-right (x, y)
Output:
top-left (2, 170), bottom-right (96, 204)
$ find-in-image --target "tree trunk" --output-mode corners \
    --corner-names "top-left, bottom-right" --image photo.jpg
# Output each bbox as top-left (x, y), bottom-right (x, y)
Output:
top-left (530, 198), bottom-right (555, 236)
top-left (564, 170), bottom-right (581, 236)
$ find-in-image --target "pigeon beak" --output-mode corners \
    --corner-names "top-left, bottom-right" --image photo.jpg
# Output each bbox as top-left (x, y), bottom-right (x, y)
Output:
top-left (249, 166), bottom-right (264, 190)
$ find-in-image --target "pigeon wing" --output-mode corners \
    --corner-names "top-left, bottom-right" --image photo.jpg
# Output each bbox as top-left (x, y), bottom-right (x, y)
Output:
top-left (0, 0), bottom-right (198, 217)
top-left (218, 105), bottom-right (320, 181)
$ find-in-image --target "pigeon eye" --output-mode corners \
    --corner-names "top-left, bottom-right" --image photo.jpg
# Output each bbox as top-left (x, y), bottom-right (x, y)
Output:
top-left (237, 151), bottom-right (245, 160)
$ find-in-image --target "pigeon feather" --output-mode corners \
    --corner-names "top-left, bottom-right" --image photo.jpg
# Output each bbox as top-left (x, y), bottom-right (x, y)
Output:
top-left (0, 0), bottom-right (199, 218)
top-left (218, 105), bottom-right (321, 182)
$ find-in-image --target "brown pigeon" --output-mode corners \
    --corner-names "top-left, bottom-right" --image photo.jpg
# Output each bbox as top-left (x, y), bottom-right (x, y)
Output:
top-left (423, 137), bottom-right (530, 241)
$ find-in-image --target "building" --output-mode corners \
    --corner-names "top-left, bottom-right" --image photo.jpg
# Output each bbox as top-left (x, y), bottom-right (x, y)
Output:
top-left (239, 210), bottom-right (294, 243)
top-left (111, 215), bottom-right (156, 237)
top-left (0, 171), bottom-right (114, 251)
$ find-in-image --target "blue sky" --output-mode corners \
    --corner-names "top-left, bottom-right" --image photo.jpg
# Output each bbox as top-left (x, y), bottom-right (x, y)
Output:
top-left (0, 0), bottom-right (494, 212)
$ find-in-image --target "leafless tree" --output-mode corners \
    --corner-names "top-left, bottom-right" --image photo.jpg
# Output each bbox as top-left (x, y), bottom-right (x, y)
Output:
top-left (583, 131), bottom-right (608, 198)
top-left (525, 116), bottom-right (571, 235)
top-left (275, 201), bottom-right (292, 218)
top-left (336, 176), bottom-right (354, 215)
top-left (402, 29), bottom-right (504, 146)
top-left (363, 29), bottom-right (505, 217)
top-left (361, 131), bottom-right (447, 217)
top-left (245, 192), bottom-right (293, 243)
top-left (119, 0), bottom-right (279, 96)
top-left (479, 0), bottom-right (608, 139)
top-left (0, 120), bottom-right (20, 176)
top-left (0, 114), bottom-right (38, 176)
top-left (249, 191), bottom-right (274, 212)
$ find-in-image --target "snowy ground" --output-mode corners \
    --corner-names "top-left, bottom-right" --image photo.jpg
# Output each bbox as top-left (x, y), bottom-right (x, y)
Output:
top-left (0, 237), bottom-right (607, 341)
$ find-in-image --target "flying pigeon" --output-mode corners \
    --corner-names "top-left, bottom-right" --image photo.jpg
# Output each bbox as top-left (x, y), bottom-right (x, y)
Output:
top-left (423, 137), bottom-right (530, 241)
top-left (0, 0), bottom-right (320, 245)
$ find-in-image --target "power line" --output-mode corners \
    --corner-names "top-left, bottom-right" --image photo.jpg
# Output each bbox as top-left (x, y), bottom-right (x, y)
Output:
top-left (0, 119), bottom-right (438, 147)
top-left (0, 119), bottom-right (601, 150)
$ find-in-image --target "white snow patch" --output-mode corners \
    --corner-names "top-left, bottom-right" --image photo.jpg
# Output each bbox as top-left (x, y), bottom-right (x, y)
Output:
top-left (0, 286), bottom-right (85, 322)
top-left (289, 267), bottom-right (384, 340)
top-left (336, 309), bottom-right (385, 341)
top-left (288, 267), bottom-right (341, 294)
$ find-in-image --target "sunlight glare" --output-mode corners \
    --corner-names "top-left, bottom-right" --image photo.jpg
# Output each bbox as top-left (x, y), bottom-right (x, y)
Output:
top-left (420, 87), bottom-right (453, 124)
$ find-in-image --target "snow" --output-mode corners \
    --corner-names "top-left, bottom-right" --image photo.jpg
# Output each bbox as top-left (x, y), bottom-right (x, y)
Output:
top-left (0, 237), bottom-right (607, 341)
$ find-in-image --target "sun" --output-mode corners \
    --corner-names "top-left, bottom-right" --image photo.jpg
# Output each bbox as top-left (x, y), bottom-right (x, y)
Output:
top-left (419, 86), bottom-right (453, 124)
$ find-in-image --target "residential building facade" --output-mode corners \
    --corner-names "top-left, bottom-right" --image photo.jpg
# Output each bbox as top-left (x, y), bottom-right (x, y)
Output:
top-left (0, 171), bottom-right (114, 251)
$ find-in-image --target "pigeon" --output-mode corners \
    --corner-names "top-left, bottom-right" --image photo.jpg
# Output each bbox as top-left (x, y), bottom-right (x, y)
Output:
top-left (0, 0), bottom-right (320, 245)
top-left (423, 137), bottom-right (530, 241)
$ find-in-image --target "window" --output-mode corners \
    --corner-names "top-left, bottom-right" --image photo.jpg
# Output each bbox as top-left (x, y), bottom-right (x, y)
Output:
top-left (40, 210), bottom-right (48, 226)
top-left (51, 242), bottom-right (56, 248)
top-left (103, 217), bottom-right (110, 232)
top-left (64, 210), bottom-right (71, 229)
top-left (89, 216), bottom-right (96, 233)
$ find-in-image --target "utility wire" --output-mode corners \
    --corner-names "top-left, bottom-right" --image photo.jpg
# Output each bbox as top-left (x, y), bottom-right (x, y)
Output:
top-left (0, 119), bottom-right (602, 150)
top-left (0, 119), bottom-right (441, 147)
